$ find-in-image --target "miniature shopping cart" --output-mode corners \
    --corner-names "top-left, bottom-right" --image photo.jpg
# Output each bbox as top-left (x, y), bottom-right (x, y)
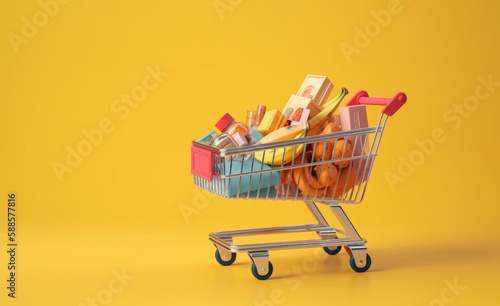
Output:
top-left (191, 91), bottom-right (406, 280)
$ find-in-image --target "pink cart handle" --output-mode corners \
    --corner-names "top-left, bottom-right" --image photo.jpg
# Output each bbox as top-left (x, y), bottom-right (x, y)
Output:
top-left (346, 91), bottom-right (407, 116)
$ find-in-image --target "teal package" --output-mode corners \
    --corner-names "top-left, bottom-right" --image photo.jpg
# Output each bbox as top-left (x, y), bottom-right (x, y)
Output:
top-left (250, 127), bottom-right (264, 144)
top-left (223, 158), bottom-right (280, 197)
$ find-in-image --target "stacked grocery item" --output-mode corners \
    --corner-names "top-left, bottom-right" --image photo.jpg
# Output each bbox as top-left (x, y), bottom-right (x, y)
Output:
top-left (196, 75), bottom-right (370, 198)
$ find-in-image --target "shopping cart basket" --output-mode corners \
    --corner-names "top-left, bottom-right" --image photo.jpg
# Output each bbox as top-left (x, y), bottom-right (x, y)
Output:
top-left (191, 90), bottom-right (406, 280)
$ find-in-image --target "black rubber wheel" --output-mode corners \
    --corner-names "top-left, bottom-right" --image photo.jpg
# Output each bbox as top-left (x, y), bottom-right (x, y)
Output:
top-left (251, 262), bottom-right (273, 280)
top-left (215, 249), bottom-right (236, 266)
top-left (323, 246), bottom-right (342, 255)
top-left (349, 254), bottom-right (371, 272)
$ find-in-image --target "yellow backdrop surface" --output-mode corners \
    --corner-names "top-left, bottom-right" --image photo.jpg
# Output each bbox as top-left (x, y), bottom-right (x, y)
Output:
top-left (1, 0), bottom-right (499, 305)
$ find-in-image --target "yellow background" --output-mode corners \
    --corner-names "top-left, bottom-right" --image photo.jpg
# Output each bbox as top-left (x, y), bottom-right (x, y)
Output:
top-left (1, 0), bottom-right (499, 305)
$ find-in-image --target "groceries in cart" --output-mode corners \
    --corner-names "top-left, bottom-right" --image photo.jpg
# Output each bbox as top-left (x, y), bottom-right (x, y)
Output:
top-left (193, 75), bottom-right (374, 200)
top-left (191, 76), bottom-right (407, 279)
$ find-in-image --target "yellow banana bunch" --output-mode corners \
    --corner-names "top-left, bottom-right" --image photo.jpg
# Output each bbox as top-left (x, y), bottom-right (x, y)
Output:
top-left (308, 87), bottom-right (348, 133)
top-left (254, 130), bottom-right (307, 165)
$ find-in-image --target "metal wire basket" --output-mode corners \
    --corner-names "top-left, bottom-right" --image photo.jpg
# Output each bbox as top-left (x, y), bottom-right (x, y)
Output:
top-left (191, 90), bottom-right (407, 279)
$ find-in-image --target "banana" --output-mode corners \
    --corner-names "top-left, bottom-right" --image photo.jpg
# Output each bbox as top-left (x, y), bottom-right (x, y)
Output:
top-left (306, 120), bottom-right (328, 136)
top-left (253, 88), bottom-right (348, 165)
top-left (320, 87), bottom-right (348, 110)
top-left (254, 130), bottom-right (307, 165)
top-left (308, 87), bottom-right (348, 131)
top-left (256, 124), bottom-right (307, 145)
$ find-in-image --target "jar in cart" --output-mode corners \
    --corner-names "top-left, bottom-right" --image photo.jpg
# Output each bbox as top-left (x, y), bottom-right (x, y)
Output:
top-left (210, 131), bottom-right (250, 161)
top-left (215, 113), bottom-right (250, 139)
top-left (210, 133), bottom-right (238, 150)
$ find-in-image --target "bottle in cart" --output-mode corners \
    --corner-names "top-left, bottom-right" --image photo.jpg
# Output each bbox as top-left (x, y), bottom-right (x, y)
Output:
top-left (210, 133), bottom-right (238, 150)
top-left (210, 113), bottom-right (251, 160)
top-left (215, 113), bottom-right (250, 139)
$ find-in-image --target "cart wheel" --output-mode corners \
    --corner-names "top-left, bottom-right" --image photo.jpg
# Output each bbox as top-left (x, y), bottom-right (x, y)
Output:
top-left (349, 254), bottom-right (371, 272)
top-left (251, 262), bottom-right (273, 280)
top-left (323, 246), bottom-right (342, 255)
top-left (215, 250), bottom-right (236, 266)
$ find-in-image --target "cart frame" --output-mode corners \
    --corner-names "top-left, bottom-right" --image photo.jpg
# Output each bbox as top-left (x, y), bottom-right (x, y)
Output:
top-left (191, 90), bottom-right (406, 279)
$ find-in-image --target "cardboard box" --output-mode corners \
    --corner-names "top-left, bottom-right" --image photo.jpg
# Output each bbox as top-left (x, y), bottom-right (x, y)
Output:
top-left (339, 105), bottom-right (371, 185)
top-left (257, 109), bottom-right (286, 135)
top-left (339, 105), bottom-right (369, 152)
top-left (296, 75), bottom-right (333, 106)
top-left (291, 108), bottom-right (310, 126)
top-left (282, 94), bottom-right (321, 120)
top-left (223, 159), bottom-right (280, 197)
top-left (327, 114), bottom-right (341, 126)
